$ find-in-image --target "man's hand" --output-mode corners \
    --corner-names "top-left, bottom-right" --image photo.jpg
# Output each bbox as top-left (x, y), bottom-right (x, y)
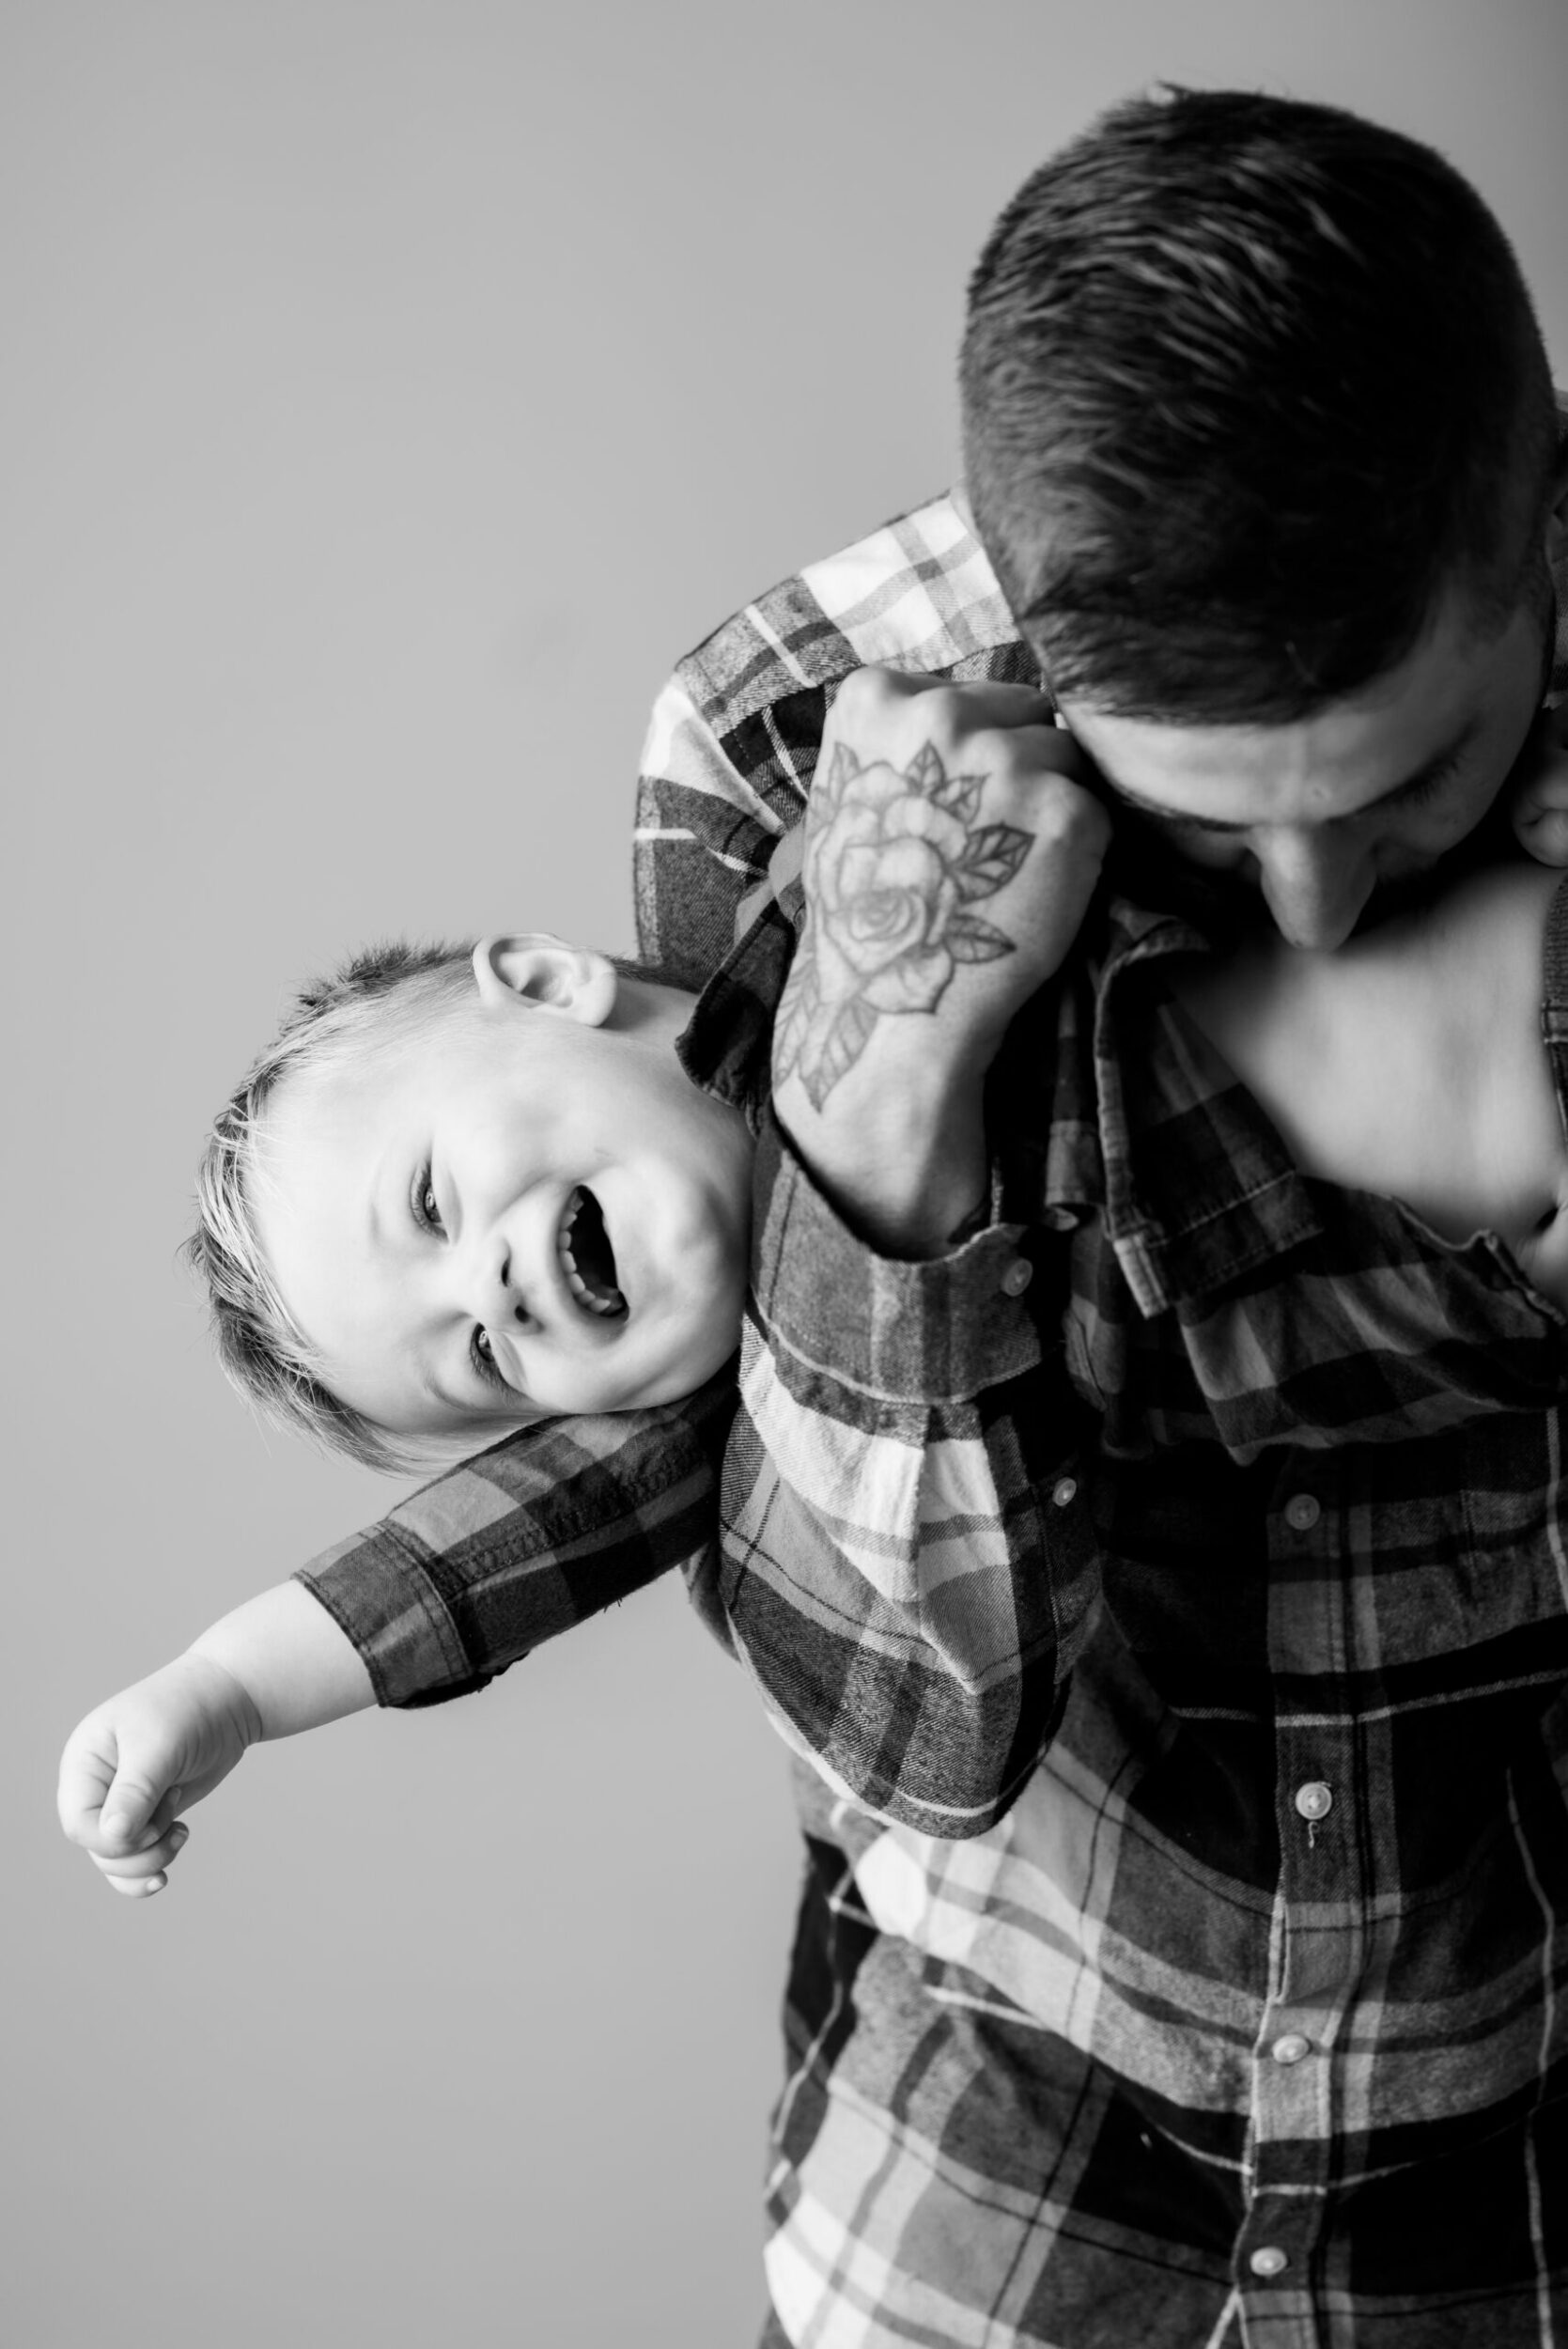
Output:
top-left (1510, 704), bottom-right (1568, 866)
top-left (772, 668), bottom-right (1110, 1254)
top-left (57, 1655), bottom-right (262, 1898)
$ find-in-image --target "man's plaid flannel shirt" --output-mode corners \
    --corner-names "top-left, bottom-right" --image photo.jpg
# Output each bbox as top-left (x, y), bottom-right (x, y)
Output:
top-left (301, 490), bottom-right (1568, 2346)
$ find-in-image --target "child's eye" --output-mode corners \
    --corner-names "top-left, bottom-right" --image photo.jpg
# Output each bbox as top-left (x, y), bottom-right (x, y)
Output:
top-left (471, 1326), bottom-right (508, 1391)
top-left (412, 1164), bottom-right (444, 1235)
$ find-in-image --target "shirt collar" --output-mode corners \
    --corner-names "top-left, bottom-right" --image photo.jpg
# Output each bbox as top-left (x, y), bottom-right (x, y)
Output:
top-left (675, 808), bottom-right (1333, 1325)
top-left (675, 824), bottom-right (1326, 1321)
top-left (676, 824), bottom-right (803, 1128)
top-left (1087, 895), bottom-right (1325, 1318)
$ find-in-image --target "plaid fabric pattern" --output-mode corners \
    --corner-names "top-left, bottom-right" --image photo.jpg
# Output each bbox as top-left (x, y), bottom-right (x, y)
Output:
top-left (305, 482), bottom-right (1568, 2342)
top-left (298, 1377), bottom-right (737, 1703)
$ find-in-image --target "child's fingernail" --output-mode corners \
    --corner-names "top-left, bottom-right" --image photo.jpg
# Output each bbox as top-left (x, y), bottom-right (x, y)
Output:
top-left (142, 1873), bottom-right (167, 1896)
top-left (170, 1824), bottom-right (189, 1847)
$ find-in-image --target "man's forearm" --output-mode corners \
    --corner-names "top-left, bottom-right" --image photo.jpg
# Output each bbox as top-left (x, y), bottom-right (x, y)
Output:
top-left (188, 1579), bottom-right (375, 1741)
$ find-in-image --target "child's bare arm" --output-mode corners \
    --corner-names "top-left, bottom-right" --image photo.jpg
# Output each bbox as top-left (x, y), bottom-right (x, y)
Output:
top-left (57, 1581), bottom-right (373, 1898)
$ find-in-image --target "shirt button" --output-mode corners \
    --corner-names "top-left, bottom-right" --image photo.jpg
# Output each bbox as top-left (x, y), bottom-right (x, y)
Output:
top-left (1000, 1257), bottom-right (1033, 1297)
top-left (1250, 2246), bottom-right (1289, 2279)
top-left (1270, 2033), bottom-right (1311, 2065)
top-left (1051, 1476), bottom-right (1078, 1508)
top-left (1284, 1492), bottom-right (1320, 1532)
top-left (1295, 1781), bottom-right (1333, 1823)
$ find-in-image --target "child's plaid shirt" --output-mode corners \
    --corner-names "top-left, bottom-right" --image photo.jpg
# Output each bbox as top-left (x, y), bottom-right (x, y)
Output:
top-left (302, 491), bottom-right (1568, 2345)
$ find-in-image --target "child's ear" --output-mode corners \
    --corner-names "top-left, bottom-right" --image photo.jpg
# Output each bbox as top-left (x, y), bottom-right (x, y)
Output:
top-left (471, 935), bottom-right (618, 1027)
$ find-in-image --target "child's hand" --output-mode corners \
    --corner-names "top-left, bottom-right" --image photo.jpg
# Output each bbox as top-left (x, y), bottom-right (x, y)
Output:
top-left (57, 1654), bottom-right (263, 1899)
top-left (1510, 705), bottom-right (1568, 866)
top-left (773, 667), bottom-right (1109, 1252)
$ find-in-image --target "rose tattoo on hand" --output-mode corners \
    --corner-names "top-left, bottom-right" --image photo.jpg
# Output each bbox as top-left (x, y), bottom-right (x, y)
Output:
top-left (776, 736), bottom-right (1032, 1110)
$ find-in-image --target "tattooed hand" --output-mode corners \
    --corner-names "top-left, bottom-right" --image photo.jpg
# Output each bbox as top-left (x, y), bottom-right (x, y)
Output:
top-left (772, 668), bottom-right (1110, 1256)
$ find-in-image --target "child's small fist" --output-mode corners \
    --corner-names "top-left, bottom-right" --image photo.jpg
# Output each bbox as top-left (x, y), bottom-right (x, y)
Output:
top-left (57, 1654), bottom-right (260, 1900)
top-left (99, 1818), bottom-right (191, 1899)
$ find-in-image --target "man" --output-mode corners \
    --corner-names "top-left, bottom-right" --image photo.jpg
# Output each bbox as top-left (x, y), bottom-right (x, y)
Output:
top-left (258, 92), bottom-right (1568, 2341)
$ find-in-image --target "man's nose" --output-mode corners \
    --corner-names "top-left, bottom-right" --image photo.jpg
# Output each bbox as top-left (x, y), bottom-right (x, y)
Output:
top-left (1253, 828), bottom-right (1372, 952)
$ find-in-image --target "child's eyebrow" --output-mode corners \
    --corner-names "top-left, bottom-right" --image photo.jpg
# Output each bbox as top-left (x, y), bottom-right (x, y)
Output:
top-left (1105, 715), bottom-right (1482, 835)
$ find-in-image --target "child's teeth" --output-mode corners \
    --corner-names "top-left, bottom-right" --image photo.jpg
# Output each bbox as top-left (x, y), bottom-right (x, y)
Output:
top-left (563, 1258), bottom-right (621, 1315)
top-left (557, 1187), bottom-right (627, 1315)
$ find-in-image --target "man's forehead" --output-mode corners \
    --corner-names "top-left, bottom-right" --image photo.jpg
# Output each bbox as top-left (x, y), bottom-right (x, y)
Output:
top-left (1060, 593), bottom-right (1532, 827)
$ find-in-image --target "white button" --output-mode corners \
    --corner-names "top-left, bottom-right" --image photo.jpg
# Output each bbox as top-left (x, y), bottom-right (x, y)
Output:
top-left (1001, 1258), bottom-right (1033, 1297)
top-left (1270, 2033), bottom-right (1311, 2065)
top-left (1249, 2246), bottom-right (1288, 2279)
top-left (1284, 1493), bottom-right (1320, 1532)
top-left (1295, 1781), bottom-right (1332, 1822)
top-left (1051, 1476), bottom-right (1078, 1508)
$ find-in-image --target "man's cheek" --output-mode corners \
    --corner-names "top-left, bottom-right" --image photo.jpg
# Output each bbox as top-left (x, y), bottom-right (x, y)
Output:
top-left (1379, 793), bottom-right (1496, 873)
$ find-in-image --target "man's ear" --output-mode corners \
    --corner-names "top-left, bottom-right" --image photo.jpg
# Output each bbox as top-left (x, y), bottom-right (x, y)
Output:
top-left (471, 934), bottom-right (618, 1027)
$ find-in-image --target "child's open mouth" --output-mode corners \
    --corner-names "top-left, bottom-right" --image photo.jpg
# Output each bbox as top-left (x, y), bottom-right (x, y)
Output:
top-left (557, 1186), bottom-right (628, 1318)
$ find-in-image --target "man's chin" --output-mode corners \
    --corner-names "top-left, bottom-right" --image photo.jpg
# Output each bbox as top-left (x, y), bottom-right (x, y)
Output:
top-left (1107, 796), bottom-right (1520, 947)
top-left (1220, 863), bottom-right (1449, 947)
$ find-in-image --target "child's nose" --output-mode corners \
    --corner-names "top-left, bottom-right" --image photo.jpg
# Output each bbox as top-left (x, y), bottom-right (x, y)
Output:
top-left (464, 1235), bottom-right (538, 1330)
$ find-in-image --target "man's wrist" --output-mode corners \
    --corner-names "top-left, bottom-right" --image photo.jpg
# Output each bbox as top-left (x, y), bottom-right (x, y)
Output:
top-left (772, 1056), bottom-right (989, 1259)
top-left (751, 1109), bottom-right (1046, 1402)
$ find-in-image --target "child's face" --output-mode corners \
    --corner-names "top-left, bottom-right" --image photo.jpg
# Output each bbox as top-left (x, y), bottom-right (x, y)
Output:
top-left (253, 941), bottom-right (754, 1441)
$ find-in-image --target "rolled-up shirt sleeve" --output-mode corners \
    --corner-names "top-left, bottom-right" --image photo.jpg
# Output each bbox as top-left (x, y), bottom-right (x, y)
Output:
top-left (691, 1110), bottom-right (1104, 1839)
top-left (296, 1376), bottom-right (737, 1707)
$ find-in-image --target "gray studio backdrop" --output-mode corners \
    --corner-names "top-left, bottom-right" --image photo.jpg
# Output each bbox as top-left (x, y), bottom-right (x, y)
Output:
top-left (7, 4), bottom-right (1566, 2344)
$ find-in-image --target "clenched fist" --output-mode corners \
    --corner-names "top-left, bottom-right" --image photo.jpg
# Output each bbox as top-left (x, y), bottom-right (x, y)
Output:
top-left (772, 668), bottom-right (1110, 1254)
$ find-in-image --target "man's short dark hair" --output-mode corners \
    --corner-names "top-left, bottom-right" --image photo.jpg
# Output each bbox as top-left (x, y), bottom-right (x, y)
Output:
top-left (960, 87), bottom-right (1560, 722)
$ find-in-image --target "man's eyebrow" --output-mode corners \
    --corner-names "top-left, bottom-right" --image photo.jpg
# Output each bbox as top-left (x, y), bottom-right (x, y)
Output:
top-left (1104, 715), bottom-right (1482, 833)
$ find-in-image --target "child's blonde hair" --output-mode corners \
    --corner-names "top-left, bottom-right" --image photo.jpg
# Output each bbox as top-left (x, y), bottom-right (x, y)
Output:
top-left (188, 941), bottom-right (476, 1473)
